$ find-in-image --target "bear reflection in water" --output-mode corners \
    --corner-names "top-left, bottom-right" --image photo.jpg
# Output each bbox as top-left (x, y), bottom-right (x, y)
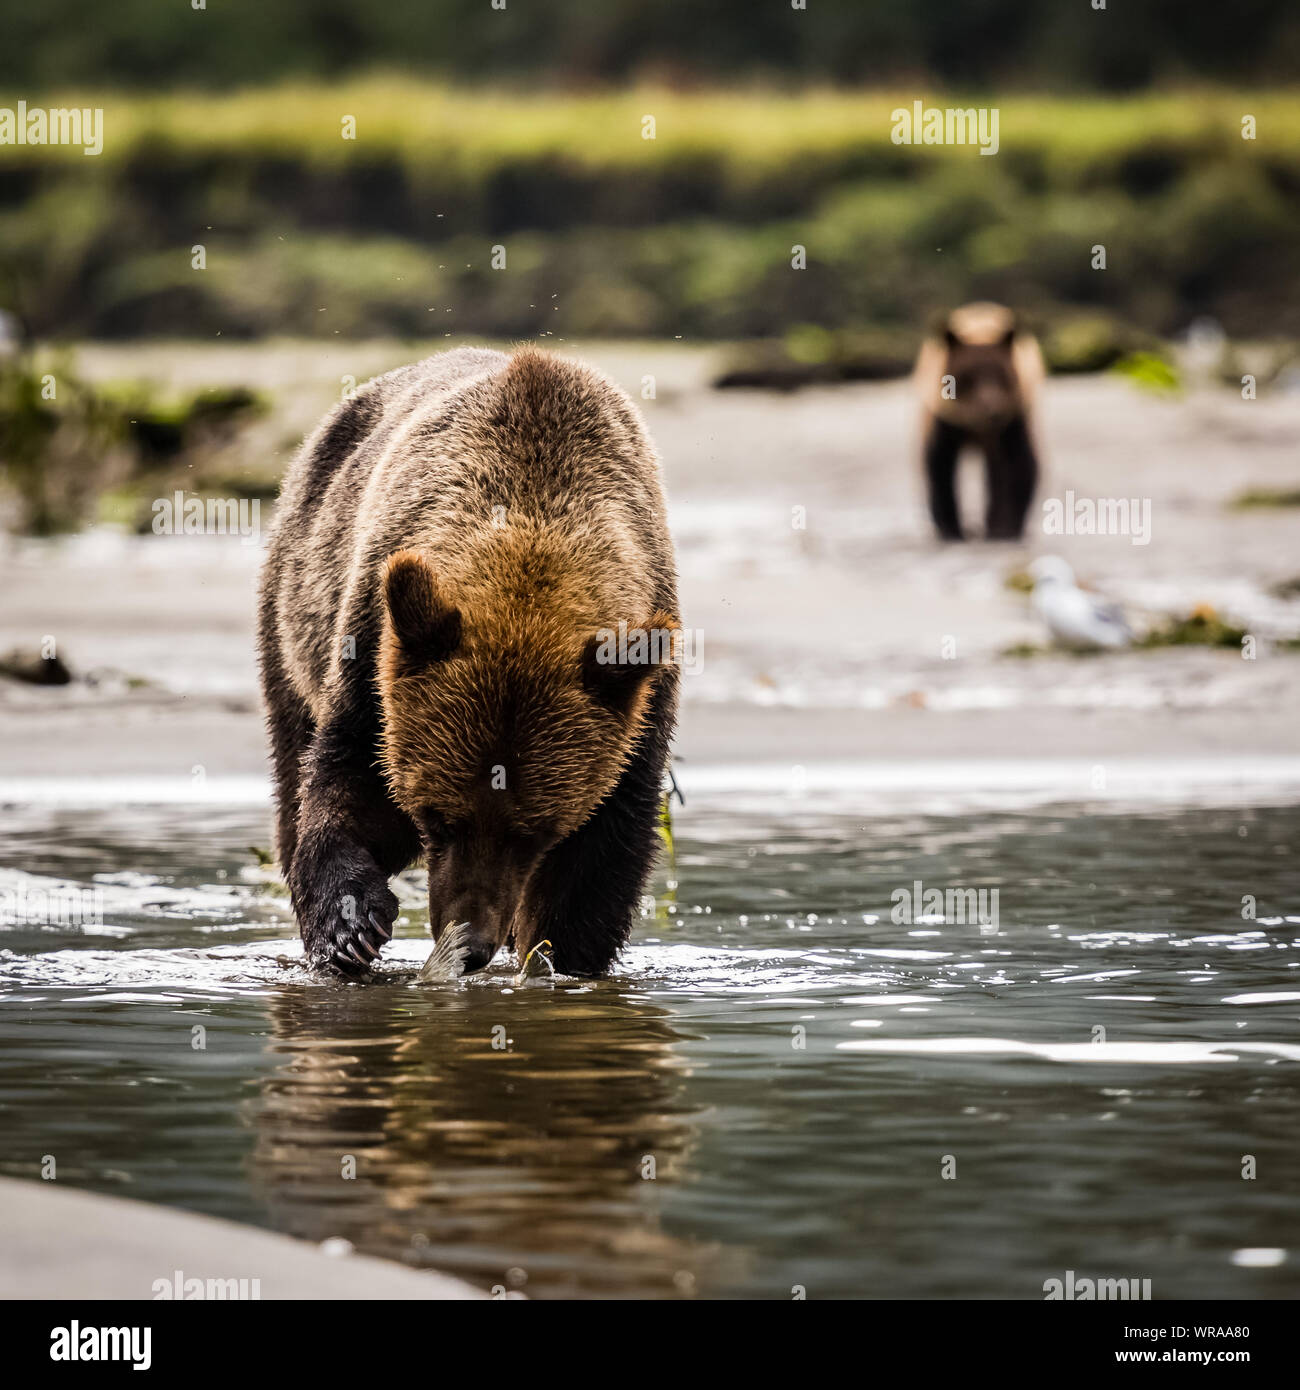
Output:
top-left (248, 979), bottom-right (739, 1298)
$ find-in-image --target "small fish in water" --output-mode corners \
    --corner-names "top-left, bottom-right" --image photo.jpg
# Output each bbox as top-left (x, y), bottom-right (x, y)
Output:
top-left (513, 938), bottom-right (555, 986)
top-left (417, 921), bottom-right (475, 983)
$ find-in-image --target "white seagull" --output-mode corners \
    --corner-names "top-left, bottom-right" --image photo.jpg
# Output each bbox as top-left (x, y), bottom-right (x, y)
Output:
top-left (1029, 556), bottom-right (1131, 651)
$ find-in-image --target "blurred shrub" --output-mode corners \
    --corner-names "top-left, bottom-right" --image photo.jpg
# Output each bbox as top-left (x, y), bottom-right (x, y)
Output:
top-left (0, 353), bottom-right (126, 533)
top-left (1042, 313), bottom-right (1162, 374)
top-left (1110, 351), bottom-right (1182, 395)
top-left (713, 324), bottom-right (920, 390)
top-left (0, 352), bottom-right (265, 533)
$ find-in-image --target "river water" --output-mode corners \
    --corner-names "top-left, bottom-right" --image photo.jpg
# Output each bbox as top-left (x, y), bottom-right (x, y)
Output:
top-left (1, 787), bottom-right (1297, 1298)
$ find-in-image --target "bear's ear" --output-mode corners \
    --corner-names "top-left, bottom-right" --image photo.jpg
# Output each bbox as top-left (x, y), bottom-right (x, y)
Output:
top-left (582, 609), bottom-right (679, 714)
top-left (383, 550), bottom-right (462, 666)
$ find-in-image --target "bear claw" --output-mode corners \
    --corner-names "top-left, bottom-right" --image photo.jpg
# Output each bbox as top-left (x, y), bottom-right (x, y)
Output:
top-left (290, 840), bottom-right (400, 979)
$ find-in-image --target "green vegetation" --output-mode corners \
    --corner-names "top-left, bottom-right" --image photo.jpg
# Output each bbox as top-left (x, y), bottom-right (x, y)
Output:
top-left (658, 791), bottom-right (677, 875)
top-left (1231, 487), bottom-right (1300, 509)
top-left (0, 353), bottom-right (265, 532)
top-left (0, 353), bottom-right (125, 533)
top-left (1040, 315), bottom-right (1165, 375)
top-left (6, 85), bottom-right (1297, 174)
top-left (1135, 608), bottom-right (1249, 650)
top-left (1110, 351), bottom-right (1182, 395)
top-left (1, 84), bottom-right (1298, 342)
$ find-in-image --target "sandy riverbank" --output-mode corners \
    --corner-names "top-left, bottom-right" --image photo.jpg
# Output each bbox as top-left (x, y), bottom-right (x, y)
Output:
top-left (0, 1178), bottom-right (484, 1299)
top-left (2, 341), bottom-right (1298, 788)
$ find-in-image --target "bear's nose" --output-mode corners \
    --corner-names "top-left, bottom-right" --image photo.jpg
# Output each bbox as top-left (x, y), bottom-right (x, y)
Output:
top-left (460, 937), bottom-right (498, 974)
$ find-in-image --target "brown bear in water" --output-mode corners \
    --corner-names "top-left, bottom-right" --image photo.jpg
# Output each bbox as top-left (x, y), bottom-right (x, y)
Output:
top-left (257, 347), bottom-right (680, 977)
top-left (913, 303), bottom-right (1045, 540)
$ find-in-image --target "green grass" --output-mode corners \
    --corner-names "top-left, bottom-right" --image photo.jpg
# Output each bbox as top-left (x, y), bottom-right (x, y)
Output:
top-left (4, 82), bottom-right (1297, 176)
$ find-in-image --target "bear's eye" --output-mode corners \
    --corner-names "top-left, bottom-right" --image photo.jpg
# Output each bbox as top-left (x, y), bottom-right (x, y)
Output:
top-left (420, 812), bottom-right (452, 850)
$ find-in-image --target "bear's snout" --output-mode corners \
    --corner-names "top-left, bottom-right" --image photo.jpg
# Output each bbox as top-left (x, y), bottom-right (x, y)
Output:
top-left (431, 907), bottom-right (510, 974)
top-left (428, 834), bottom-right (541, 974)
top-left (458, 933), bottom-right (500, 974)
top-left (430, 886), bottom-right (522, 974)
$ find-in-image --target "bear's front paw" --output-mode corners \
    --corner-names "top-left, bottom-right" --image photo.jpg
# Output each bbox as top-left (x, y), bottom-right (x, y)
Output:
top-left (289, 838), bottom-right (400, 977)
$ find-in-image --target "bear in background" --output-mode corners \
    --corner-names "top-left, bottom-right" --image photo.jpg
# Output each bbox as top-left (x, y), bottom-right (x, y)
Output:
top-left (913, 302), bottom-right (1045, 541)
top-left (257, 347), bottom-right (680, 978)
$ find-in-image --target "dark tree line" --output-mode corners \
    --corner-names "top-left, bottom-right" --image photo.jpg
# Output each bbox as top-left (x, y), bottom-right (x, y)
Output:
top-left (2, 0), bottom-right (1294, 91)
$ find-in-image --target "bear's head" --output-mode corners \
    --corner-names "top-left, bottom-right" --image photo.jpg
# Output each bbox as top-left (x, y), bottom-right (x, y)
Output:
top-left (942, 323), bottom-right (1023, 428)
top-left (377, 548), bottom-right (677, 973)
top-left (927, 302), bottom-right (1035, 431)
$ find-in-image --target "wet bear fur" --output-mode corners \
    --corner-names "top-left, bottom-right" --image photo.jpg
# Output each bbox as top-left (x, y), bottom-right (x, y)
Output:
top-left (257, 347), bottom-right (680, 978)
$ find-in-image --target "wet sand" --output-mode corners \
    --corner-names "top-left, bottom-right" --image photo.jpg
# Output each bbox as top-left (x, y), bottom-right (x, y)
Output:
top-left (0, 1178), bottom-right (484, 1299)
top-left (2, 340), bottom-right (1298, 787)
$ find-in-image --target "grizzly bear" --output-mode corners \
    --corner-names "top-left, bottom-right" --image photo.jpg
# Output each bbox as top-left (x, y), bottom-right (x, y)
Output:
top-left (913, 302), bottom-right (1045, 541)
top-left (257, 347), bottom-right (680, 978)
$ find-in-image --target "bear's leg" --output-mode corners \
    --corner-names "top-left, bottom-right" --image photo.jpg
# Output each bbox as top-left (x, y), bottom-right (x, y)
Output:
top-left (984, 416), bottom-right (1039, 540)
top-left (255, 587), bottom-right (314, 874)
top-left (288, 716), bottom-right (419, 976)
top-left (525, 683), bottom-right (676, 977)
top-left (267, 693), bottom-right (313, 875)
top-left (924, 419), bottom-right (965, 540)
